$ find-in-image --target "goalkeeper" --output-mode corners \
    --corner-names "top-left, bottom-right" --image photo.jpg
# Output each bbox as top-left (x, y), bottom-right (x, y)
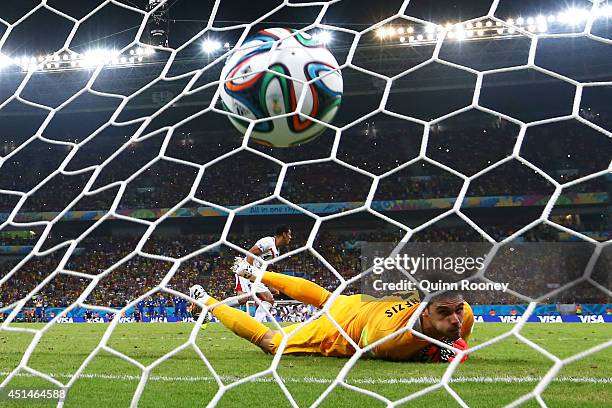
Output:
top-left (189, 260), bottom-right (473, 362)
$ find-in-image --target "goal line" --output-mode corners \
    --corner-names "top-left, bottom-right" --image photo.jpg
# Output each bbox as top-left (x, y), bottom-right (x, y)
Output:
top-left (1, 371), bottom-right (610, 385)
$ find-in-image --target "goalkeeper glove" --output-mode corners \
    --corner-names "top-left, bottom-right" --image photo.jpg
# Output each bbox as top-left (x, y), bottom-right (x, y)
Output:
top-left (416, 338), bottom-right (469, 363)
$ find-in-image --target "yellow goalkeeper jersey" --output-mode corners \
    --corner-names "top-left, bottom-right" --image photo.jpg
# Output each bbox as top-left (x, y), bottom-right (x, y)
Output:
top-left (270, 294), bottom-right (474, 360)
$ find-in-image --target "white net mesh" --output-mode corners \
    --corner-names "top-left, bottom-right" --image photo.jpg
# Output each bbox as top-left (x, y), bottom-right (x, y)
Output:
top-left (0, 0), bottom-right (610, 407)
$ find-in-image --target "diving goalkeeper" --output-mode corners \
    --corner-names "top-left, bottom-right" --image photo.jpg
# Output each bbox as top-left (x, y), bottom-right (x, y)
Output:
top-left (189, 259), bottom-right (473, 362)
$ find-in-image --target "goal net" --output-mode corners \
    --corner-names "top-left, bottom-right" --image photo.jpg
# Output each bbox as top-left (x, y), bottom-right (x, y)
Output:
top-left (0, 0), bottom-right (610, 407)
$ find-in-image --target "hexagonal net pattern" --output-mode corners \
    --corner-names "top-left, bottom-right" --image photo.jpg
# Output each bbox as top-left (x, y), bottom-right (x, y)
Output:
top-left (0, 1), bottom-right (610, 407)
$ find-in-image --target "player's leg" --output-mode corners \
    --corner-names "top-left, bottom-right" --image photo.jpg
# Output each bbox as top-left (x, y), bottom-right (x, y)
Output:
top-left (254, 302), bottom-right (271, 322)
top-left (236, 275), bottom-right (271, 321)
top-left (234, 275), bottom-right (251, 305)
top-left (189, 285), bottom-right (273, 348)
top-left (232, 258), bottom-right (331, 308)
top-left (253, 284), bottom-right (274, 322)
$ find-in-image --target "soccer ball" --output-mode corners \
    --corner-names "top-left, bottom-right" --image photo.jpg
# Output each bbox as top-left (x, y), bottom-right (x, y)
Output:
top-left (219, 28), bottom-right (343, 147)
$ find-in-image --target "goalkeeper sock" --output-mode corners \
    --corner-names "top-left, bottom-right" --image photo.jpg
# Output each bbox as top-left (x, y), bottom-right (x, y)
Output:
top-left (204, 297), bottom-right (269, 345)
top-left (261, 271), bottom-right (331, 308)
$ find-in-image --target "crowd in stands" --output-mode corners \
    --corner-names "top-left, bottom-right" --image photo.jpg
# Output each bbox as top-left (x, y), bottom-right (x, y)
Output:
top-left (0, 114), bottom-right (609, 316)
top-left (0, 118), bottom-right (608, 214)
top-left (1, 222), bottom-right (609, 312)
top-left (0, 236), bottom-right (39, 246)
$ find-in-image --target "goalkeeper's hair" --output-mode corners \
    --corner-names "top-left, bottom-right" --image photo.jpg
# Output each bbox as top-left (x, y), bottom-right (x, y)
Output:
top-left (428, 291), bottom-right (465, 307)
top-left (419, 272), bottom-right (465, 307)
top-left (275, 225), bottom-right (291, 236)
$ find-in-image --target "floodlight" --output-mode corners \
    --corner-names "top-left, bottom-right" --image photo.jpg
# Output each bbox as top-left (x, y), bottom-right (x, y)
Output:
top-left (202, 39), bottom-right (221, 54)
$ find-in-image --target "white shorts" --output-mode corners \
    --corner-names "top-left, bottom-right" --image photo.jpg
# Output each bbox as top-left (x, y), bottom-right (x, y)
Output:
top-left (235, 276), bottom-right (270, 295)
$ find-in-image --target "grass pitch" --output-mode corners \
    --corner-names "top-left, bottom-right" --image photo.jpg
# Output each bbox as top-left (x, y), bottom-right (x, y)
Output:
top-left (0, 322), bottom-right (610, 407)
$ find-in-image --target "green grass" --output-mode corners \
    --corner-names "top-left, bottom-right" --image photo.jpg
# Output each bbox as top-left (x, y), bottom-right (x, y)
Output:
top-left (0, 323), bottom-right (610, 407)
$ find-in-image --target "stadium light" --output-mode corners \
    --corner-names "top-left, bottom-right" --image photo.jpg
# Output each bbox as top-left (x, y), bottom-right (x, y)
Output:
top-left (557, 7), bottom-right (589, 25)
top-left (5, 5), bottom-right (606, 74)
top-left (376, 3), bottom-right (607, 47)
top-left (598, 5), bottom-right (612, 18)
top-left (82, 48), bottom-right (118, 68)
top-left (313, 30), bottom-right (333, 45)
top-left (202, 39), bottom-right (221, 54)
top-left (452, 25), bottom-right (466, 40)
top-left (0, 54), bottom-right (13, 69)
top-left (556, 10), bottom-right (571, 24)
top-left (0, 45), bottom-right (156, 73)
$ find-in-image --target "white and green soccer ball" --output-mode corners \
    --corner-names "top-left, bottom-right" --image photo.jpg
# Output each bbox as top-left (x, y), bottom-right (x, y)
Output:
top-left (220, 28), bottom-right (343, 148)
